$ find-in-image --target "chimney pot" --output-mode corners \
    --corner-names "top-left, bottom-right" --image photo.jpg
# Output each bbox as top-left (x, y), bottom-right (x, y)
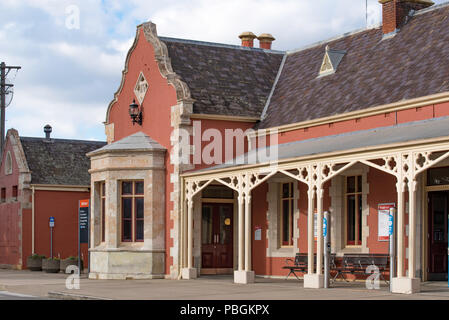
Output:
top-left (239, 32), bottom-right (257, 48)
top-left (379, 0), bottom-right (434, 35)
top-left (258, 33), bottom-right (276, 50)
top-left (44, 124), bottom-right (52, 140)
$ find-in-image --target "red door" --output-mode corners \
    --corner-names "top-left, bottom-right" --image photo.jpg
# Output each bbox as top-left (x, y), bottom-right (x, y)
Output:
top-left (201, 203), bottom-right (233, 273)
top-left (428, 192), bottom-right (448, 281)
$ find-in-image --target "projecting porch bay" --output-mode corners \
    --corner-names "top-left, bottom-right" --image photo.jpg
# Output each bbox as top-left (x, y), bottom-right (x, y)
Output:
top-left (180, 117), bottom-right (449, 294)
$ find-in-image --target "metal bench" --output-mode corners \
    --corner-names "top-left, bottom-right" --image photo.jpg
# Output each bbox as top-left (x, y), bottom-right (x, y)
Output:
top-left (341, 254), bottom-right (389, 284)
top-left (283, 253), bottom-right (336, 281)
top-left (284, 253), bottom-right (389, 284)
top-left (283, 253), bottom-right (309, 280)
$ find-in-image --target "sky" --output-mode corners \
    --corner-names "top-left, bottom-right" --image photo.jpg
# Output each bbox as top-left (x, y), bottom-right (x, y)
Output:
top-left (0, 0), bottom-right (447, 141)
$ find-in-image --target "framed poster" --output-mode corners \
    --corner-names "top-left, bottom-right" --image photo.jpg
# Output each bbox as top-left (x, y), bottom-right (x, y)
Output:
top-left (378, 203), bottom-right (395, 241)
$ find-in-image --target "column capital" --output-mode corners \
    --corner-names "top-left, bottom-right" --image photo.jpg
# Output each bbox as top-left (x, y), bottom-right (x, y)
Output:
top-left (187, 198), bottom-right (193, 209)
top-left (396, 180), bottom-right (406, 193)
top-left (316, 187), bottom-right (324, 198)
top-left (408, 178), bottom-right (417, 192)
top-left (307, 186), bottom-right (316, 198)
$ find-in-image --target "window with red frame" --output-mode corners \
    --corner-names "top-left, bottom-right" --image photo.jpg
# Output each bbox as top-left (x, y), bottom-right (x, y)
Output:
top-left (1, 188), bottom-right (5, 203)
top-left (121, 181), bottom-right (144, 242)
top-left (346, 175), bottom-right (362, 246)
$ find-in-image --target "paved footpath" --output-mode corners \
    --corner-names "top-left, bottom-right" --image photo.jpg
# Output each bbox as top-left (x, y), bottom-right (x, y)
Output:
top-left (0, 269), bottom-right (448, 300)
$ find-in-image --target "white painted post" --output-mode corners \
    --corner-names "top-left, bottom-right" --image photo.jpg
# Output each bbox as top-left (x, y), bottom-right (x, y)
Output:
top-left (396, 181), bottom-right (404, 278)
top-left (408, 179), bottom-right (417, 278)
top-left (245, 194), bottom-right (252, 272)
top-left (187, 198), bottom-right (194, 269)
top-left (238, 194), bottom-right (245, 271)
top-left (307, 187), bottom-right (315, 274)
top-left (317, 187), bottom-right (324, 275)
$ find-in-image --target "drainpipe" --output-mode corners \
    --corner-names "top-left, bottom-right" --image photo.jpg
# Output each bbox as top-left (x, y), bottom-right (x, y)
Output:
top-left (31, 186), bottom-right (35, 254)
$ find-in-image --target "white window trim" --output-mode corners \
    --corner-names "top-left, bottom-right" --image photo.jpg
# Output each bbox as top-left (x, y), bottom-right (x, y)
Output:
top-left (266, 178), bottom-right (299, 258)
top-left (330, 166), bottom-right (370, 255)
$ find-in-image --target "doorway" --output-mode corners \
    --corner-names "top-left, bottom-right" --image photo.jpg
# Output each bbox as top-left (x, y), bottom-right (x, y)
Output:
top-left (201, 203), bottom-right (233, 275)
top-left (427, 191), bottom-right (448, 281)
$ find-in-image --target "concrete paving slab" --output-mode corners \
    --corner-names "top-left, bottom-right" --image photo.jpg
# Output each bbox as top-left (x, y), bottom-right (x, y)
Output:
top-left (0, 269), bottom-right (448, 300)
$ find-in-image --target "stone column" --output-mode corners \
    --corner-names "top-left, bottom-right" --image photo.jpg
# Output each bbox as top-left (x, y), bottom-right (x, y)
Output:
top-left (182, 198), bottom-right (197, 279)
top-left (106, 178), bottom-right (119, 249)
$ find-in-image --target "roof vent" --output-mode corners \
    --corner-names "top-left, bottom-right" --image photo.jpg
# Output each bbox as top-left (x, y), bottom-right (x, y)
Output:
top-left (318, 45), bottom-right (346, 78)
top-left (44, 125), bottom-right (52, 140)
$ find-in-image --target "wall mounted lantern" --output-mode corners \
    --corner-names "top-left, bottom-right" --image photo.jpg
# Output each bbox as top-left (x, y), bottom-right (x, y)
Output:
top-left (129, 99), bottom-right (142, 125)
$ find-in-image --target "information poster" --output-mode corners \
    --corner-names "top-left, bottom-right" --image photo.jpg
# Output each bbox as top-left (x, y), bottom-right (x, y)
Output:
top-left (314, 211), bottom-right (327, 241)
top-left (378, 203), bottom-right (395, 241)
top-left (254, 226), bottom-right (262, 241)
top-left (79, 199), bottom-right (89, 244)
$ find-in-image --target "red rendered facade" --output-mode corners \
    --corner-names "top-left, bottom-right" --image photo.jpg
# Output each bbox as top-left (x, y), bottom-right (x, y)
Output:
top-left (0, 139), bottom-right (22, 268)
top-left (0, 133), bottom-right (91, 270)
top-left (103, 23), bottom-right (449, 279)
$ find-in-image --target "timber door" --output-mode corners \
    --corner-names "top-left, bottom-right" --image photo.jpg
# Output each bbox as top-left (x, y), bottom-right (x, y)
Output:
top-left (201, 203), bottom-right (233, 274)
top-left (428, 191), bottom-right (449, 281)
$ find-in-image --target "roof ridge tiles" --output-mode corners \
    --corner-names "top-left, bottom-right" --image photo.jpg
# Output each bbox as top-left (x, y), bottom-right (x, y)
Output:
top-left (159, 36), bottom-right (285, 54)
top-left (19, 136), bottom-right (106, 144)
top-left (414, 1), bottom-right (449, 16)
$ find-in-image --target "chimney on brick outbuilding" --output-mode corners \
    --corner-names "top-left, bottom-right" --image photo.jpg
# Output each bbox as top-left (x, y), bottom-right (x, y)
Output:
top-left (258, 33), bottom-right (275, 50)
top-left (44, 124), bottom-right (52, 140)
top-left (379, 0), bottom-right (434, 35)
top-left (239, 32), bottom-right (257, 48)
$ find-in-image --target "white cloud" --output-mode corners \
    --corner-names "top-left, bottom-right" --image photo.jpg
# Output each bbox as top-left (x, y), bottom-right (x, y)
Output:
top-left (0, 0), bottom-right (447, 141)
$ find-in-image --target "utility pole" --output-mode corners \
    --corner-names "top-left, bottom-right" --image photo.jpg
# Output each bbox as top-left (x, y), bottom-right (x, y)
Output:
top-left (0, 62), bottom-right (21, 155)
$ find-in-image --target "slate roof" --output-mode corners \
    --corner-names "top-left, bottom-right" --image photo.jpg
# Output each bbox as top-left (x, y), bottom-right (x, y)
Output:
top-left (257, 3), bottom-right (449, 129)
top-left (200, 116), bottom-right (449, 172)
top-left (87, 132), bottom-right (166, 157)
top-left (161, 37), bottom-right (284, 117)
top-left (20, 137), bottom-right (106, 186)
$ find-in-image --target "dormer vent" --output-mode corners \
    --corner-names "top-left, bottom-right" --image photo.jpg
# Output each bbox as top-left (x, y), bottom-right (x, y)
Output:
top-left (318, 45), bottom-right (346, 77)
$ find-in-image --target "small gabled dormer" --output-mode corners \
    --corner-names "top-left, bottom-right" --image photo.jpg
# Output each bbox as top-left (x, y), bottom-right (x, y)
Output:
top-left (318, 45), bottom-right (346, 78)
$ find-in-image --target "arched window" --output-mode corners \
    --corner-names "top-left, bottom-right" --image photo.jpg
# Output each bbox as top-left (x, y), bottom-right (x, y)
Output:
top-left (5, 151), bottom-right (12, 175)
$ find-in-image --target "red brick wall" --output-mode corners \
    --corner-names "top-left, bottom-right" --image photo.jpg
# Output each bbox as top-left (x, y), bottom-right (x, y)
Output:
top-left (0, 138), bottom-right (22, 267)
top-left (273, 104), bottom-right (445, 146)
top-left (380, 0), bottom-right (431, 35)
top-left (250, 170), bottom-right (401, 277)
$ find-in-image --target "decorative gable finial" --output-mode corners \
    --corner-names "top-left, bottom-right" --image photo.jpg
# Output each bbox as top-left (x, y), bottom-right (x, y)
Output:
top-left (318, 45), bottom-right (346, 78)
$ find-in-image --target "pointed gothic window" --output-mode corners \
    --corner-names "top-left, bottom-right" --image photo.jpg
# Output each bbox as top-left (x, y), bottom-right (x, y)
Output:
top-left (5, 152), bottom-right (12, 175)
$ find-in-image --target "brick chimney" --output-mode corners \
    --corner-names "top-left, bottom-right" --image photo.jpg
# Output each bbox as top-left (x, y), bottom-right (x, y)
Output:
top-left (239, 32), bottom-right (257, 47)
top-left (258, 33), bottom-right (275, 50)
top-left (379, 0), bottom-right (434, 35)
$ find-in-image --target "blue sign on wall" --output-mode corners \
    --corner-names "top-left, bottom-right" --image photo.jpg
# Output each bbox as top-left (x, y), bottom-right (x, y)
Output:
top-left (323, 217), bottom-right (328, 238)
top-left (388, 214), bottom-right (394, 236)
